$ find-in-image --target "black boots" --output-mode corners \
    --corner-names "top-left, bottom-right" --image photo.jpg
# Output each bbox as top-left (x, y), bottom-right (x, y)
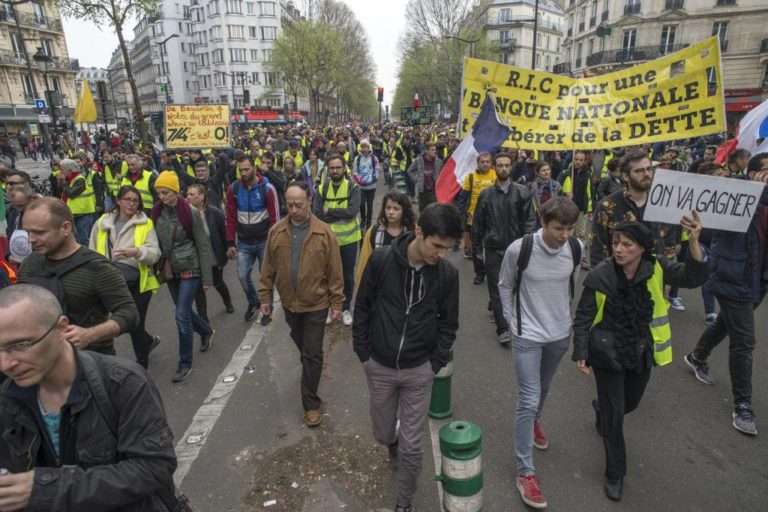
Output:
top-left (604, 477), bottom-right (623, 501)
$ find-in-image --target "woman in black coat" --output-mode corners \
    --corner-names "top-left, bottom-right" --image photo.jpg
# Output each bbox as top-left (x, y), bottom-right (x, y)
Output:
top-left (187, 183), bottom-right (234, 321)
top-left (572, 218), bottom-right (708, 502)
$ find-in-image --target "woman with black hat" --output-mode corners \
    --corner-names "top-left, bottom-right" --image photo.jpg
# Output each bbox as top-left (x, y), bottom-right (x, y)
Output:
top-left (571, 214), bottom-right (709, 501)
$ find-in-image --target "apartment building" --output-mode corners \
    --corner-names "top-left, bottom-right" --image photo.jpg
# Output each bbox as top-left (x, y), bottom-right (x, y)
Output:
top-left (485, 0), bottom-right (566, 72)
top-left (107, 45), bottom-right (135, 128)
top-left (556, 0), bottom-right (768, 122)
top-left (75, 67), bottom-right (114, 128)
top-left (0, 0), bottom-right (77, 133)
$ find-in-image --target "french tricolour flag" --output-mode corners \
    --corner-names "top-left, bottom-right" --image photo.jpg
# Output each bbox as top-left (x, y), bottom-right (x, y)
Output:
top-left (716, 98), bottom-right (768, 165)
top-left (436, 95), bottom-right (511, 203)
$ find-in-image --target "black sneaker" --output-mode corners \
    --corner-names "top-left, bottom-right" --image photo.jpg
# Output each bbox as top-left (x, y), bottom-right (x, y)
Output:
top-left (260, 313), bottom-right (272, 326)
top-left (225, 303), bottom-right (235, 314)
top-left (149, 335), bottom-right (161, 353)
top-left (200, 329), bottom-right (215, 353)
top-left (394, 505), bottom-right (413, 512)
top-left (172, 367), bottom-right (192, 383)
top-left (683, 353), bottom-right (714, 385)
top-left (732, 403), bottom-right (758, 436)
top-left (244, 304), bottom-right (257, 322)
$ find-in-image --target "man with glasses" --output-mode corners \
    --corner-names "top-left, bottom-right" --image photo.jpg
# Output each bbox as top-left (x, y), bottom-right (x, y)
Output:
top-left (0, 284), bottom-right (178, 512)
top-left (591, 149), bottom-right (683, 267)
top-left (18, 197), bottom-right (137, 356)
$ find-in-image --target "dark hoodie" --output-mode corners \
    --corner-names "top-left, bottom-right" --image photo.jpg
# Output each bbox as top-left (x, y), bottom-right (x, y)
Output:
top-left (571, 253), bottom-right (709, 369)
top-left (353, 233), bottom-right (459, 373)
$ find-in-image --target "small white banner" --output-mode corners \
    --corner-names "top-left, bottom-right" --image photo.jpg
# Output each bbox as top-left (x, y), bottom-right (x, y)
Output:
top-left (643, 168), bottom-right (765, 233)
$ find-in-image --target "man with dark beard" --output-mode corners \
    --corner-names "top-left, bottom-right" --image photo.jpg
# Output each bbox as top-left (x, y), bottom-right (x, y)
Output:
top-left (590, 150), bottom-right (682, 267)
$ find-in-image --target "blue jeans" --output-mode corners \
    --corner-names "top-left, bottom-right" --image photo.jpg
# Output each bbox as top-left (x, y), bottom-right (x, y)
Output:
top-left (73, 214), bottom-right (95, 246)
top-left (513, 336), bottom-right (569, 475)
top-left (168, 277), bottom-right (212, 369)
top-left (237, 239), bottom-right (266, 307)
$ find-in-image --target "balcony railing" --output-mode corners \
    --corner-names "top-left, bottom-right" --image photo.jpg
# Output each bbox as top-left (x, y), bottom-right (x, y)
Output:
top-left (0, 50), bottom-right (28, 67)
top-left (624, 3), bottom-right (642, 15)
top-left (553, 62), bottom-right (571, 74)
top-left (586, 43), bottom-right (688, 66)
top-left (664, 0), bottom-right (684, 9)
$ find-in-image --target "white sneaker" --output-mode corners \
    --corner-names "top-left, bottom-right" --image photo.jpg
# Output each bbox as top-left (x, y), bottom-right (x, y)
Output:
top-left (670, 296), bottom-right (686, 311)
top-left (342, 310), bottom-right (353, 326)
top-left (326, 311), bottom-right (333, 325)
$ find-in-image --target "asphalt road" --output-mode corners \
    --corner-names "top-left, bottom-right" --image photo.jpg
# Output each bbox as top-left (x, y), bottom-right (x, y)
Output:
top-left (16, 159), bottom-right (766, 511)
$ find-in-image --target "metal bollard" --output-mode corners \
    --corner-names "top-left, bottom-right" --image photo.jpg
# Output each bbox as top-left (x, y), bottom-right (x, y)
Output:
top-left (438, 421), bottom-right (483, 512)
top-left (429, 360), bottom-right (454, 419)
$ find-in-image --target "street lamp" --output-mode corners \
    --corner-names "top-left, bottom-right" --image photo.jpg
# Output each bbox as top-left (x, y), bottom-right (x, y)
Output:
top-left (442, 35), bottom-right (481, 58)
top-left (158, 33), bottom-right (179, 105)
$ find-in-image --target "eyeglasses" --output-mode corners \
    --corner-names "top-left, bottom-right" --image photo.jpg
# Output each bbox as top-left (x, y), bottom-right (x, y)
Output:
top-left (0, 316), bottom-right (60, 354)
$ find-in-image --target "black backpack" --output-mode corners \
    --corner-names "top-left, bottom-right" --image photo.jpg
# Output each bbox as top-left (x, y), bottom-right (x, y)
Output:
top-left (512, 234), bottom-right (581, 336)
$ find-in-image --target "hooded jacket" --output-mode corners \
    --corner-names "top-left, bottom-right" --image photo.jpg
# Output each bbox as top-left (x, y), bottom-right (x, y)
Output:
top-left (353, 233), bottom-right (459, 372)
top-left (88, 211), bottom-right (161, 270)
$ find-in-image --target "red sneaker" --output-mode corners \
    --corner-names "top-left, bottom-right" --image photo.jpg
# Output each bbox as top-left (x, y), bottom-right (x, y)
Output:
top-left (516, 475), bottom-right (547, 509)
top-left (534, 420), bottom-right (549, 450)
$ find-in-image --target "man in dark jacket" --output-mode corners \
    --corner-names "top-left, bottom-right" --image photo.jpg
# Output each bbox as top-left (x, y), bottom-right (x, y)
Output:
top-left (353, 203), bottom-right (462, 512)
top-left (473, 152), bottom-right (537, 345)
top-left (0, 284), bottom-right (177, 511)
top-left (684, 180), bottom-right (768, 437)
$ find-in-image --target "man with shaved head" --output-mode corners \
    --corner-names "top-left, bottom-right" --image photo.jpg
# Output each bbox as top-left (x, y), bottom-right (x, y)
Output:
top-left (0, 285), bottom-right (178, 511)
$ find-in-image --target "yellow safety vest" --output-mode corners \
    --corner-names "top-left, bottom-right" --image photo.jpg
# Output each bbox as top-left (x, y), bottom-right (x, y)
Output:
top-left (186, 164), bottom-right (196, 178)
top-left (283, 150), bottom-right (304, 168)
top-left (561, 170), bottom-right (593, 213)
top-left (103, 161), bottom-right (128, 196)
top-left (388, 143), bottom-right (406, 172)
top-left (120, 171), bottom-right (154, 210)
top-left (94, 216), bottom-right (160, 294)
top-left (321, 179), bottom-right (361, 246)
top-left (592, 261), bottom-right (672, 366)
top-left (67, 174), bottom-right (97, 215)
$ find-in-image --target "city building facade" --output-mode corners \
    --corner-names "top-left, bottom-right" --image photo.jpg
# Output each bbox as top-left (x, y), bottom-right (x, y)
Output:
top-left (0, 0), bottom-right (77, 134)
top-left (484, 0), bottom-right (565, 72)
top-left (107, 45), bottom-right (135, 129)
top-left (556, 0), bottom-right (768, 123)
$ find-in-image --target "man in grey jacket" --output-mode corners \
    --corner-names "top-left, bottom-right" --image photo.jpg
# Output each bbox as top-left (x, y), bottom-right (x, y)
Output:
top-left (407, 142), bottom-right (443, 212)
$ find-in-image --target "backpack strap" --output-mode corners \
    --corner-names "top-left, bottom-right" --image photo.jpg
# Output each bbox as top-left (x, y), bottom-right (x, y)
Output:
top-left (567, 236), bottom-right (582, 300)
top-left (513, 234), bottom-right (534, 337)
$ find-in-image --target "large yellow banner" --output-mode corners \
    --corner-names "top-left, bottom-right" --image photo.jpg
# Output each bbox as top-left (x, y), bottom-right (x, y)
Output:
top-left (164, 104), bottom-right (230, 150)
top-left (460, 37), bottom-right (725, 150)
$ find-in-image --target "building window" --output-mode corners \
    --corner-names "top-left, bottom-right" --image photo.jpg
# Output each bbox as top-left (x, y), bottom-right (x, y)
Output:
top-left (499, 8), bottom-right (510, 23)
top-left (212, 49), bottom-right (224, 63)
top-left (260, 1), bottom-right (276, 16)
top-left (576, 41), bottom-right (583, 67)
top-left (261, 26), bottom-right (277, 40)
top-left (32, 2), bottom-right (46, 24)
top-left (590, 0), bottom-right (598, 17)
top-left (545, 55), bottom-right (551, 70)
top-left (246, 2), bottom-right (255, 14)
top-left (154, 23), bottom-right (164, 36)
top-left (40, 39), bottom-right (55, 57)
top-left (762, 63), bottom-right (768, 88)
top-left (500, 30), bottom-right (509, 43)
top-left (22, 74), bottom-right (34, 98)
top-left (10, 33), bottom-right (23, 57)
top-left (588, 38), bottom-right (594, 55)
top-left (262, 49), bottom-right (272, 61)
top-left (660, 25), bottom-right (676, 54)
top-left (210, 25), bottom-right (222, 40)
top-left (225, 0), bottom-right (242, 14)
top-left (230, 48), bottom-right (247, 62)
top-left (265, 72), bottom-right (277, 86)
top-left (207, 0), bottom-right (220, 16)
top-left (249, 26), bottom-right (258, 38)
top-left (214, 72), bottom-right (227, 87)
top-left (250, 49), bottom-right (259, 62)
top-left (228, 24), bottom-right (245, 39)
top-left (712, 21), bottom-right (728, 51)
top-left (622, 28), bottom-right (637, 51)
top-left (52, 77), bottom-right (61, 92)
top-left (579, 6), bottom-right (586, 31)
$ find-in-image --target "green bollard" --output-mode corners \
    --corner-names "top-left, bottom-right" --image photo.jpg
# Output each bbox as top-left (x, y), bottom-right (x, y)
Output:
top-left (438, 421), bottom-right (483, 511)
top-left (429, 360), bottom-right (453, 419)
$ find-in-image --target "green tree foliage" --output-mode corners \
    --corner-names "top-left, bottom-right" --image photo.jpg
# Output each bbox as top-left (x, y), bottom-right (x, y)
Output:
top-left (60, 0), bottom-right (159, 142)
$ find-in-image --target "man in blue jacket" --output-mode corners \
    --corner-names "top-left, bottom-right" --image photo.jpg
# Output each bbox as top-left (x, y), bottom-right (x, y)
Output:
top-left (684, 174), bottom-right (768, 436)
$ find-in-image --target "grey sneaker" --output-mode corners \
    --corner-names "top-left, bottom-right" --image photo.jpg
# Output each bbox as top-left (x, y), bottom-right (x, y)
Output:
top-left (669, 296), bottom-right (686, 311)
top-left (498, 330), bottom-right (512, 345)
top-left (683, 353), bottom-right (714, 385)
top-left (732, 404), bottom-right (758, 436)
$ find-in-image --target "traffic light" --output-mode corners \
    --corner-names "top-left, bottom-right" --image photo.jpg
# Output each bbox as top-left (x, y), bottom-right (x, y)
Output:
top-left (377, 87), bottom-right (384, 102)
top-left (243, 89), bottom-right (250, 105)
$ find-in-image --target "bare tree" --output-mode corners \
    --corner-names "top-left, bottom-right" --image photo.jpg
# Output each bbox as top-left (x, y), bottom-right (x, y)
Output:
top-left (60, 0), bottom-right (159, 142)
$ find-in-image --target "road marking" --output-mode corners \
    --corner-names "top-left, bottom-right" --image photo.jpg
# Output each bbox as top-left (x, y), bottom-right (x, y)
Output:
top-left (429, 418), bottom-right (446, 511)
top-left (174, 318), bottom-right (272, 486)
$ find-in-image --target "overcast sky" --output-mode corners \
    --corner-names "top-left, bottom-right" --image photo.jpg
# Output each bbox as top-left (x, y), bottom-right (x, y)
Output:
top-left (62, 0), bottom-right (407, 105)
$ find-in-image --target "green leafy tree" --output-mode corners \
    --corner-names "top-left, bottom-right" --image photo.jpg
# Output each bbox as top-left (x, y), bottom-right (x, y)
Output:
top-left (60, 0), bottom-right (159, 142)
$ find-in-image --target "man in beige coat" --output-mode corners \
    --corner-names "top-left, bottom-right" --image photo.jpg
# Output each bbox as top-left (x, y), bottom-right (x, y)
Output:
top-left (259, 181), bottom-right (345, 427)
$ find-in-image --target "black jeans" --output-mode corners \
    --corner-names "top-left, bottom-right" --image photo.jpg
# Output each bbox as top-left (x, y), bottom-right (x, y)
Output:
top-left (693, 295), bottom-right (758, 405)
top-left (284, 308), bottom-right (328, 411)
top-left (360, 189), bottom-right (376, 230)
top-left (127, 279), bottom-right (154, 368)
top-left (339, 243), bottom-right (357, 311)
top-left (594, 363), bottom-right (652, 480)
top-left (484, 249), bottom-right (508, 334)
top-left (194, 266), bottom-right (233, 323)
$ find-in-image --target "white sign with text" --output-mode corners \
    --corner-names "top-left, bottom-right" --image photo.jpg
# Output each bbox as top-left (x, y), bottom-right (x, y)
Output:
top-left (643, 168), bottom-right (765, 233)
